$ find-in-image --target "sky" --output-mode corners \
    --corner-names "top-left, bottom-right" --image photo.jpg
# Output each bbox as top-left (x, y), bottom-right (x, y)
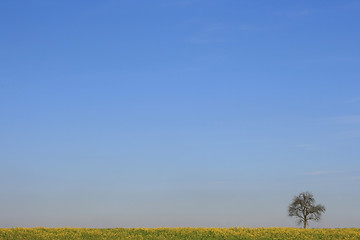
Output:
top-left (1, 0), bottom-right (360, 228)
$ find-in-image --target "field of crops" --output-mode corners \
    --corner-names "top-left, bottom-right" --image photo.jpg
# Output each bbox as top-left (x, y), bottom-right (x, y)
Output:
top-left (1, 227), bottom-right (360, 240)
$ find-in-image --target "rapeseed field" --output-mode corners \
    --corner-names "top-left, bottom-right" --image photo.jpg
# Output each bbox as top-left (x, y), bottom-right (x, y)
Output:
top-left (0, 227), bottom-right (359, 240)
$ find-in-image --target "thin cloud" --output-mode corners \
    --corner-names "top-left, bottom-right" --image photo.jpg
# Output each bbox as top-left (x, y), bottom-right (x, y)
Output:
top-left (348, 176), bottom-right (360, 181)
top-left (276, 9), bottom-right (313, 17)
top-left (209, 180), bottom-right (231, 185)
top-left (334, 115), bottom-right (360, 124)
top-left (185, 36), bottom-right (228, 44)
top-left (237, 24), bottom-right (260, 31)
top-left (295, 144), bottom-right (317, 149)
top-left (337, 130), bottom-right (360, 139)
top-left (304, 171), bottom-right (340, 176)
top-left (185, 23), bottom-right (263, 44)
top-left (346, 97), bottom-right (360, 103)
top-left (82, 1), bottom-right (119, 16)
top-left (185, 24), bottom-right (229, 44)
top-left (161, 0), bottom-right (194, 7)
top-left (342, 1), bottom-right (360, 10)
top-left (291, 10), bottom-right (312, 17)
top-left (320, 115), bottom-right (360, 125)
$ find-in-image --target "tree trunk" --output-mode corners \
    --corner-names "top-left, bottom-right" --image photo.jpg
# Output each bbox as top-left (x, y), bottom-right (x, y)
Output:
top-left (304, 220), bottom-right (307, 229)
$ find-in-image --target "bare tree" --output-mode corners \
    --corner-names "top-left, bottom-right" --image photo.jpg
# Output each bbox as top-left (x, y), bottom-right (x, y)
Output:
top-left (288, 191), bottom-right (326, 228)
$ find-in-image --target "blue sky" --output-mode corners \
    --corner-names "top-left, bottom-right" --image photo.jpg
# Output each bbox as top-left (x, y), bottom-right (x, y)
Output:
top-left (1, 0), bottom-right (360, 228)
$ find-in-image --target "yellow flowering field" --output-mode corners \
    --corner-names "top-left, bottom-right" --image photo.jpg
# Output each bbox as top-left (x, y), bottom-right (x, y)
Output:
top-left (0, 227), bottom-right (359, 240)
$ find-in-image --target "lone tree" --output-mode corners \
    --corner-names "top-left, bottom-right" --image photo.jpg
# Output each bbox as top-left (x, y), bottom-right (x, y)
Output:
top-left (288, 191), bottom-right (326, 228)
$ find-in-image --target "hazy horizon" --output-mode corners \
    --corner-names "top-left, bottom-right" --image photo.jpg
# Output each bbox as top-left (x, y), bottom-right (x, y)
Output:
top-left (1, 0), bottom-right (359, 228)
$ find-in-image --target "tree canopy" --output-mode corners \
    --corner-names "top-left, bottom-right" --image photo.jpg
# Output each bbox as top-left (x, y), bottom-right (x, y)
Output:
top-left (288, 192), bottom-right (326, 228)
